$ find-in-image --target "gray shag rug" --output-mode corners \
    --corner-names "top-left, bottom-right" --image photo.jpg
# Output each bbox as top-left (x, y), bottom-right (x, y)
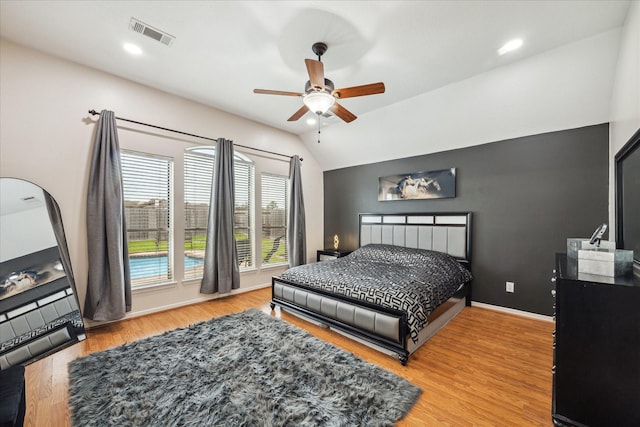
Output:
top-left (68, 309), bottom-right (421, 426)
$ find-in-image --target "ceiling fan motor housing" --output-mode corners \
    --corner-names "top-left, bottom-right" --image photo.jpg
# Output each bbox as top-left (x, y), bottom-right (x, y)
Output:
top-left (305, 78), bottom-right (334, 95)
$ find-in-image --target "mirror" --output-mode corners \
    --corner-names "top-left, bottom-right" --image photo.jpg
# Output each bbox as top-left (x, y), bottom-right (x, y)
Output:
top-left (0, 178), bottom-right (85, 369)
top-left (615, 128), bottom-right (640, 273)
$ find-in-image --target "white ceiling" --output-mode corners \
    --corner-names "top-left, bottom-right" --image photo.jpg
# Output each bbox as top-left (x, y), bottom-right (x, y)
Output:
top-left (0, 178), bottom-right (45, 216)
top-left (0, 0), bottom-right (632, 167)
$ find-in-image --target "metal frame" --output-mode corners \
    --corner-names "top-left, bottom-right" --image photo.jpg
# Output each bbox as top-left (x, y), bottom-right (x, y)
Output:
top-left (271, 277), bottom-right (409, 359)
top-left (615, 127), bottom-right (640, 266)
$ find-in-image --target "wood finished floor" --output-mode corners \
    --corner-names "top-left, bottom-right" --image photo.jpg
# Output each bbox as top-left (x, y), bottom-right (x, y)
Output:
top-left (23, 287), bottom-right (554, 426)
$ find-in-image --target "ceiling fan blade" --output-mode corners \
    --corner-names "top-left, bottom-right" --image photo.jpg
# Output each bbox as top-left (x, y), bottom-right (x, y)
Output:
top-left (305, 59), bottom-right (325, 90)
top-left (287, 105), bottom-right (309, 122)
top-left (330, 102), bottom-right (357, 123)
top-left (254, 89), bottom-right (303, 97)
top-left (332, 82), bottom-right (385, 99)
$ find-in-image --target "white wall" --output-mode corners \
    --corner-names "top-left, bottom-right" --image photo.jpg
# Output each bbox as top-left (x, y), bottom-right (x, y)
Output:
top-left (0, 39), bottom-right (323, 320)
top-left (302, 29), bottom-right (621, 171)
top-left (609, 1), bottom-right (640, 236)
top-left (0, 207), bottom-right (57, 262)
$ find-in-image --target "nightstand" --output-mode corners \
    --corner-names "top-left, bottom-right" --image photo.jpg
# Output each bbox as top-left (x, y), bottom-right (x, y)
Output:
top-left (316, 249), bottom-right (352, 262)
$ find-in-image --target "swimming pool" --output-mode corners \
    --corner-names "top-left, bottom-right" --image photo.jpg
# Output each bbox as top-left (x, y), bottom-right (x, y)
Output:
top-left (129, 255), bottom-right (204, 279)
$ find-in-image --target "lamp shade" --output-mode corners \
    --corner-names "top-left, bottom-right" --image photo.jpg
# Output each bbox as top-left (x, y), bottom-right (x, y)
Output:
top-left (303, 92), bottom-right (335, 114)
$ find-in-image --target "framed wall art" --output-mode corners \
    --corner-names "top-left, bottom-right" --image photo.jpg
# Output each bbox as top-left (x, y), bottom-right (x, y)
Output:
top-left (0, 247), bottom-right (66, 301)
top-left (378, 168), bottom-right (456, 201)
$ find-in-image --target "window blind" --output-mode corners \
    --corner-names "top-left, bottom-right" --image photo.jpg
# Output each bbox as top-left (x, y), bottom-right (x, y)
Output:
top-left (121, 151), bottom-right (173, 288)
top-left (235, 159), bottom-right (254, 268)
top-left (183, 147), bottom-right (255, 277)
top-left (184, 151), bottom-right (212, 279)
top-left (261, 173), bottom-right (288, 266)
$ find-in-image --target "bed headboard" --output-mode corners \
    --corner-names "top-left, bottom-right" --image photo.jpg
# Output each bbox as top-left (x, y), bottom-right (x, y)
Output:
top-left (359, 212), bottom-right (472, 264)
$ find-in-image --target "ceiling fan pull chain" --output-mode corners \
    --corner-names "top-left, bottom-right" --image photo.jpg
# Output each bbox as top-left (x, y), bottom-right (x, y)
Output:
top-left (317, 114), bottom-right (321, 143)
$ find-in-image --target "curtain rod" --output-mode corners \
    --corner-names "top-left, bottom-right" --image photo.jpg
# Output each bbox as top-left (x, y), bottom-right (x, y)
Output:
top-left (88, 109), bottom-right (301, 161)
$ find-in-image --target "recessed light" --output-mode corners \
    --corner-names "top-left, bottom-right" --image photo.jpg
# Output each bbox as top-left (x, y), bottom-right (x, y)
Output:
top-left (306, 117), bottom-right (317, 125)
top-left (123, 43), bottom-right (142, 55)
top-left (498, 38), bottom-right (523, 56)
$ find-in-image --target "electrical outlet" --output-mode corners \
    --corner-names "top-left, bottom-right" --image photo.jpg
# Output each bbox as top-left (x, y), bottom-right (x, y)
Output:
top-left (506, 281), bottom-right (515, 293)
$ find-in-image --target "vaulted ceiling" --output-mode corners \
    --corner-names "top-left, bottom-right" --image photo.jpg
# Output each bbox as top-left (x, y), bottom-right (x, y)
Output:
top-left (0, 1), bottom-right (631, 169)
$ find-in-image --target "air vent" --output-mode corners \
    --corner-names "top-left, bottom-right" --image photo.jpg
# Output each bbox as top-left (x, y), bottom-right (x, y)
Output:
top-left (20, 196), bottom-right (41, 206)
top-left (129, 18), bottom-right (175, 46)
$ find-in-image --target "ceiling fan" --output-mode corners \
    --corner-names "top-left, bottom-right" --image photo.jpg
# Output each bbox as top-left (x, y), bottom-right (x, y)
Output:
top-left (253, 42), bottom-right (385, 123)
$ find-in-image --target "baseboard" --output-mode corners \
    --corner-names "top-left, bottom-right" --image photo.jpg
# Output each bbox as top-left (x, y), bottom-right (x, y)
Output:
top-left (85, 282), bottom-right (271, 329)
top-left (471, 302), bottom-right (553, 322)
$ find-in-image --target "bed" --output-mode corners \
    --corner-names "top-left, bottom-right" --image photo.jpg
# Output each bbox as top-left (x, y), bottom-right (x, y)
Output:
top-left (270, 212), bottom-right (472, 365)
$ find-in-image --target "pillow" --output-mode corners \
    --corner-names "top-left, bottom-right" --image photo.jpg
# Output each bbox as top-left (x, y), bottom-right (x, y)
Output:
top-left (349, 244), bottom-right (472, 283)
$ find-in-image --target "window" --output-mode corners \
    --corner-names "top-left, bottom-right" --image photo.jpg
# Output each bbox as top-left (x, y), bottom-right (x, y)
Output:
top-left (121, 151), bottom-right (173, 288)
top-left (184, 150), bottom-right (211, 280)
top-left (184, 147), bottom-right (254, 278)
top-left (261, 173), bottom-right (288, 266)
top-left (234, 155), bottom-right (255, 269)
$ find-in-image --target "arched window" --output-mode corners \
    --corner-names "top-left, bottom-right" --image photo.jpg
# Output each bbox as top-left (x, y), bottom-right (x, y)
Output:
top-left (261, 173), bottom-right (289, 266)
top-left (184, 146), bottom-right (255, 278)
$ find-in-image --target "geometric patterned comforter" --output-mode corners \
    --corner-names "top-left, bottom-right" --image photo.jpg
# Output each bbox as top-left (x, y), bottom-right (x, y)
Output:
top-left (278, 244), bottom-right (473, 343)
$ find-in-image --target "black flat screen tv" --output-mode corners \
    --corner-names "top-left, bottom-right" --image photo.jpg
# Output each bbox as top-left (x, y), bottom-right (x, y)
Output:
top-left (615, 127), bottom-right (640, 272)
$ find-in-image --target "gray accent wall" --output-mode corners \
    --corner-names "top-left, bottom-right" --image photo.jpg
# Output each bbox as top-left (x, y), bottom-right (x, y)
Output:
top-left (323, 124), bottom-right (609, 315)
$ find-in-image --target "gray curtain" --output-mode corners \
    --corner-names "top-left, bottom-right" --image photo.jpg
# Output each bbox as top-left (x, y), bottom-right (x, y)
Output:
top-left (287, 155), bottom-right (306, 266)
top-left (201, 138), bottom-right (240, 294)
top-left (44, 191), bottom-right (77, 296)
top-left (84, 110), bottom-right (131, 321)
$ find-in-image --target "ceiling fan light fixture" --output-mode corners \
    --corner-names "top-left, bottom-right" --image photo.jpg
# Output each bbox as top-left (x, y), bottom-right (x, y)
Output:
top-left (303, 92), bottom-right (335, 114)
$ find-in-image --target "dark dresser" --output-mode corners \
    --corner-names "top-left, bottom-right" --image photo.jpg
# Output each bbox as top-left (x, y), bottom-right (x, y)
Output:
top-left (552, 253), bottom-right (640, 426)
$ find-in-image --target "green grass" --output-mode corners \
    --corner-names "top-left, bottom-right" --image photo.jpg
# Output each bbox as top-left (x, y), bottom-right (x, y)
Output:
top-left (129, 236), bottom-right (286, 263)
top-left (184, 236), bottom-right (206, 251)
top-left (128, 240), bottom-right (169, 254)
top-left (261, 237), bottom-right (287, 264)
top-left (128, 238), bottom-right (207, 254)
